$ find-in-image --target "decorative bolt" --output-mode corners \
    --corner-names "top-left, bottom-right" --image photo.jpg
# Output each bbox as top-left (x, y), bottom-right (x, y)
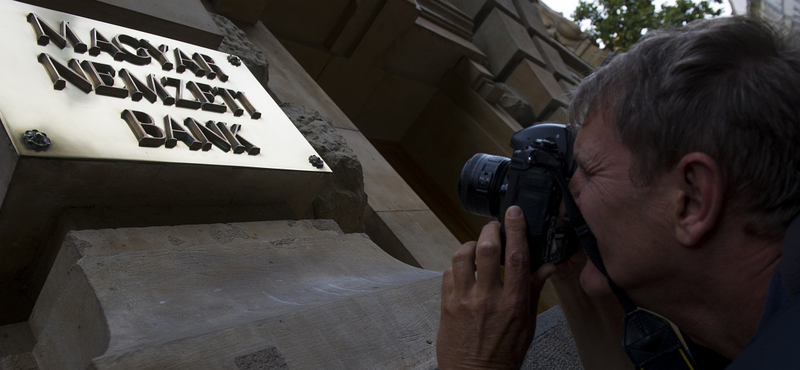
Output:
top-left (309, 155), bottom-right (324, 169)
top-left (227, 54), bottom-right (241, 66)
top-left (22, 130), bottom-right (51, 151)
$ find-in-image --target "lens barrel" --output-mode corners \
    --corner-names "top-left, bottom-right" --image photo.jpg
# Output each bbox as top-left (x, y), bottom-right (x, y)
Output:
top-left (458, 154), bottom-right (510, 218)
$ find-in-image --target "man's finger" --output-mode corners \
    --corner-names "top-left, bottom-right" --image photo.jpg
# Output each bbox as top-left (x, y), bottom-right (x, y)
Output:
top-left (502, 206), bottom-right (530, 294)
top-left (452, 241), bottom-right (477, 294)
top-left (475, 221), bottom-right (502, 293)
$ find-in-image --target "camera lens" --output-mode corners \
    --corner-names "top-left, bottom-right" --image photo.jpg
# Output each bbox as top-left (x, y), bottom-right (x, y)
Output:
top-left (458, 154), bottom-right (510, 218)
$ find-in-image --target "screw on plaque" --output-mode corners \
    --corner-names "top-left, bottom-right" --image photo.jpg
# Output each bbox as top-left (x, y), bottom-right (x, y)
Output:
top-left (309, 155), bottom-right (324, 169)
top-left (227, 54), bottom-right (241, 66)
top-left (22, 130), bottom-right (51, 151)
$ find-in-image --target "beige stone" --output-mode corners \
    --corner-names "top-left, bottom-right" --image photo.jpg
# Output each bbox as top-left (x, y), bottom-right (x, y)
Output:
top-left (505, 59), bottom-right (568, 120)
top-left (453, 57), bottom-right (495, 90)
top-left (0, 323), bottom-right (34, 358)
top-left (353, 73), bottom-right (438, 142)
top-left (472, 8), bottom-right (545, 80)
top-left (31, 221), bottom-right (442, 368)
top-left (328, 0), bottom-right (388, 57)
top-left (240, 21), bottom-right (358, 131)
top-left (365, 207), bottom-right (460, 272)
top-left (259, 0), bottom-right (352, 48)
top-left (280, 103), bottom-right (368, 233)
top-left (316, 57), bottom-right (387, 120)
top-left (337, 130), bottom-right (428, 212)
top-left (515, 0), bottom-right (549, 38)
top-left (533, 35), bottom-right (577, 84)
top-left (382, 16), bottom-right (485, 85)
top-left (448, 0), bottom-right (521, 24)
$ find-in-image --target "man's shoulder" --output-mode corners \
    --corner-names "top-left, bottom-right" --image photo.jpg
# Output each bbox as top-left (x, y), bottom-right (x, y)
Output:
top-left (726, 297), bottom-right (800, 369)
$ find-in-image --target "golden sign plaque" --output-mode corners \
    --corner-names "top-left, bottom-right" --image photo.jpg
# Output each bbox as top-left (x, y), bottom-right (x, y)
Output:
top-left (0, 1), bottom-right (329, 172)
top-left (0, 2), bottom-right (333, 324)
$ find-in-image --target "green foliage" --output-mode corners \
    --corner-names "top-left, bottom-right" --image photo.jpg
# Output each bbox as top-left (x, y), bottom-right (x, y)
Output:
top-left (573, 0), bottom-right (723, 51)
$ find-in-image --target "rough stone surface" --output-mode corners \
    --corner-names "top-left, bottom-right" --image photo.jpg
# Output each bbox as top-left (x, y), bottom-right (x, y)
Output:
top-left (210, 13), bottom-right (270, 87)
top-left (522, 306), bottom-right (584, 369)
top-left (495, 82), bottom-right (536, 126)
top-left (0, 352), bottom-right (38, 370)
top-left (280, 103), bottom-right (368, 233)
top-left (234, 347), bottom-right (289, 370)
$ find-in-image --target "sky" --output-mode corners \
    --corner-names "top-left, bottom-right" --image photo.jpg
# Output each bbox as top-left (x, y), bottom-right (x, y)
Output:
top-left (541, 0), bottom-right (734, 24)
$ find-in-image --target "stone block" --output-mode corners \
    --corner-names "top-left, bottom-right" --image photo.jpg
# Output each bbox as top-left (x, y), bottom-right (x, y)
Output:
top-left (210, 14), bottom-right (270, 87)
top-left (365, 207), bottom-right (460, 272)
top-left (337, 130), bottom-right (428, 212)
top-left (211, 0), bottom-right (268, 24)
top-left (472, 8), bottom-right (545, 81)
top-left (0, 322), bottom-right (34, 358)
top-left (316, 57), bottom-right (386, 120)
top-left (240, 22), bottom-right (358, 131)
top-left (259, 0), bottom-right (351, 48)
top-left (281, 103), bottom-right (368, 233)
top-left (354, 73), bottom-right (438, 142)
top-left (31, 221), bottom-right (442, 368)
top-left (447, 0), bottom-right (520, 26)
top-left (328, 0), bottom-right (387, 57)
top-left (383, 16), bottom-right (485, 85)
top-left (453, 57), bottom-right (495, 89)
top-left (533, 36), bottom-right (577, 84)
top-left (505, 59), bottom-right (568, 120)
top-left (514, 0), bottom-right (549, 38)
top-left (544, 106), bottom-right (569, 124)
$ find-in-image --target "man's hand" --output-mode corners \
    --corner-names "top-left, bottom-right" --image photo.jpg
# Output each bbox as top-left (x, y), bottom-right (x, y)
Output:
top-left (437, 206), bottom-right (555, 369)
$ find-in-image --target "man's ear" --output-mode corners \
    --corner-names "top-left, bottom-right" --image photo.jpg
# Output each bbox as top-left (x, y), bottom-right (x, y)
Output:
top-left (673, 152), bottom-right (724, 247)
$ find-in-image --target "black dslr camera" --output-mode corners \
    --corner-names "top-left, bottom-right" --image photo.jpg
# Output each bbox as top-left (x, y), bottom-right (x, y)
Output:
top-left (458, 123), bottom-right (577, 270)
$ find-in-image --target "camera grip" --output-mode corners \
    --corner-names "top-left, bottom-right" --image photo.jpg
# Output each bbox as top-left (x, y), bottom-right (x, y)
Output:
top-left (500, 167), bottom-right (561, 271)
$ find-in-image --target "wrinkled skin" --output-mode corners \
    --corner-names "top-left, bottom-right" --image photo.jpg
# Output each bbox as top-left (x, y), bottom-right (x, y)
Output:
top-left (437, 206), bottom-right (555, 369)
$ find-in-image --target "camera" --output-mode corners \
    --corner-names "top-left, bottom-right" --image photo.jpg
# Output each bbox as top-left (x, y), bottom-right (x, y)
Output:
top-left (458, 123), bottom-right (577, 270)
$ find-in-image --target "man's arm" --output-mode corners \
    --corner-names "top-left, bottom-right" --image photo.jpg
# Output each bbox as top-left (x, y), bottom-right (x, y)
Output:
top-left (436, 206), bottom-right (555, 369)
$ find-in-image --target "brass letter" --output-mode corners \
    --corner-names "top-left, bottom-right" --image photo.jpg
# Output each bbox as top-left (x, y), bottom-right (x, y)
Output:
top-left (121, 109), bottom-right (166, 147)
top-left (216, 88), bottom-right (244, 117)
top-left (140, 39), bottom-right (173, 71)
top-left (174, 48), bottom-right (204, 77)
top-left (161, 77), bottom-right (201, 109)
top-left (186, 82), bottom-right (226, 113)
top-left (199, 120), bottom-right (232, 152)
top-left (231, 124), bottom-right (260, 155)
top-left (147, 74), bottom-right (175, 106)
top-left (183, 118), bottom-right (212, 151)
top-left (197, 54), bottom-right (229, 82)
top-left (80, 61), bottom-right (129, 98)
top-left (164, 115), bottom-right (202, 150)
top-left (214, 122), bottom-right (245, 154)
top-left (236, 91), bottom-right (261, 119)
top-left (119, 69), bottom-right (156, 103)
top-left (90, 28), bottom-right (124, 60)
top-left (26, 13), bottom-right (66, 48)
top-left (36, 53), bottom-right (92, 93)
top-left (113, 34), bottom-right (151, 66)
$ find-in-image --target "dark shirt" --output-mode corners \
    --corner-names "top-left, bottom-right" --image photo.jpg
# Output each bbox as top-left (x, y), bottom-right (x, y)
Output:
top-left (726, 215), bottom-right (800, 369)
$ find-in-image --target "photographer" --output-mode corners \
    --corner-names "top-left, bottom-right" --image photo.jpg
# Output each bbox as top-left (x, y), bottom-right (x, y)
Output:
top-left (437, 16), bottom-right (800, 369)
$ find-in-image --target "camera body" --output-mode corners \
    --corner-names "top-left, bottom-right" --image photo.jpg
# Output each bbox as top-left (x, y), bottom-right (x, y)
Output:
top-left (458, 123), bottom-right (577, 270)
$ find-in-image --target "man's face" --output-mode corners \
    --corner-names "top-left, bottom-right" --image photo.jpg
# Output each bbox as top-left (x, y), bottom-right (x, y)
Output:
top-left (569, 111), bottom-right (677, 298)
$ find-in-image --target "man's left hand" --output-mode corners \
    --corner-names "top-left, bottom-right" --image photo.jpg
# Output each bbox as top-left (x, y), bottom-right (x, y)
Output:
top-left (436, 206), bottom-right (555, 369)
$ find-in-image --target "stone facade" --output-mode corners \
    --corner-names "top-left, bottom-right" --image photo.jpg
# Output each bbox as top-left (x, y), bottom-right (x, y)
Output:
top-left (0, 0), bottom-right (602, 368)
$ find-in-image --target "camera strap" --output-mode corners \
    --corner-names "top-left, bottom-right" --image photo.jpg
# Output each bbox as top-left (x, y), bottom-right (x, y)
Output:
top-left (545, 165), bottom-right (698, 370)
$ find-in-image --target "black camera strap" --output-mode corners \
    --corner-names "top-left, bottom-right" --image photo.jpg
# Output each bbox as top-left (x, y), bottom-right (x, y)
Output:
top-left (544, 164), bottom-right (698, 370)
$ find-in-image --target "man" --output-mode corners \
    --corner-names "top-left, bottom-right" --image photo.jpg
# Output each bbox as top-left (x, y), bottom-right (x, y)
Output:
top-left (437, 16), bottom-right (800, 369)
